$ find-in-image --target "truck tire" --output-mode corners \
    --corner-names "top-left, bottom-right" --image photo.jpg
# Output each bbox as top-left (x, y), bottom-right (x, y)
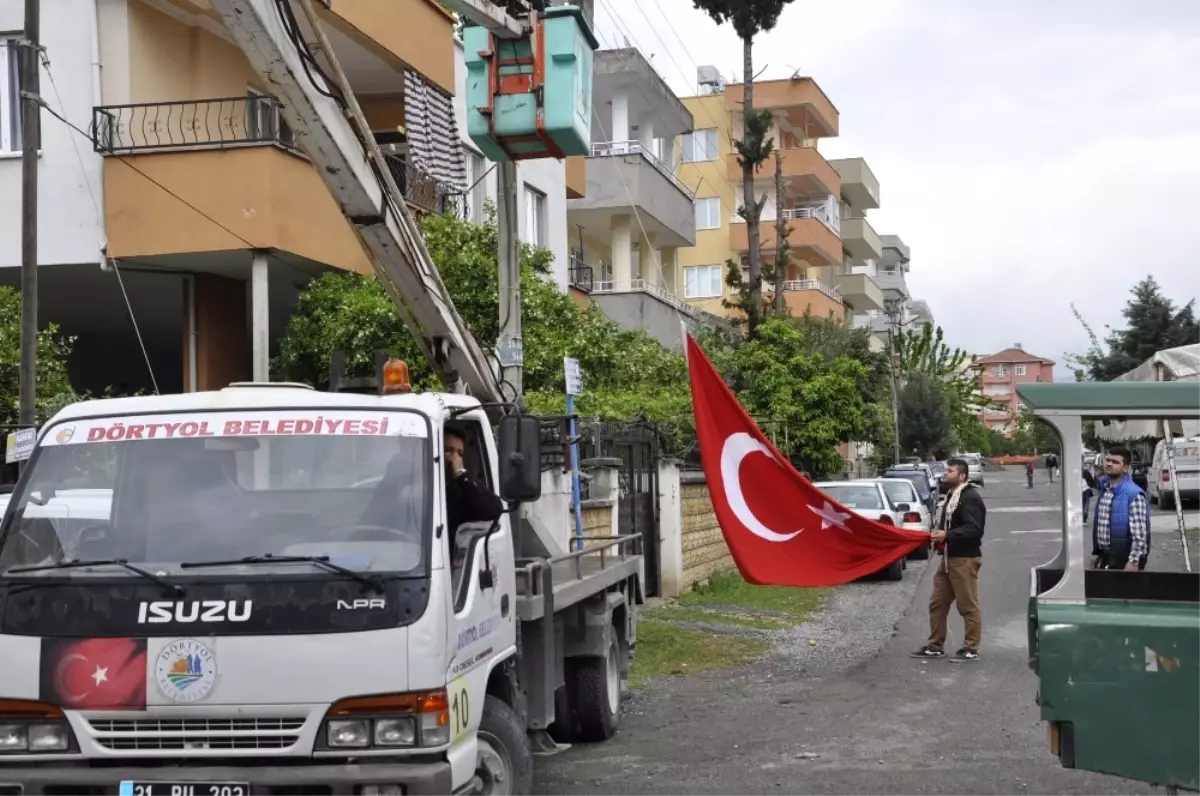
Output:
top-left (476, 695), bottom-right (533, 795)
top-left (568, 636), bottom-right (621, 742)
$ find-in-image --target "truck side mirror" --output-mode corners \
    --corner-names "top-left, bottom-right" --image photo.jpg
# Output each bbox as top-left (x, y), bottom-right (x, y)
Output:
top-left (497, 415), bottom-right (542, 504)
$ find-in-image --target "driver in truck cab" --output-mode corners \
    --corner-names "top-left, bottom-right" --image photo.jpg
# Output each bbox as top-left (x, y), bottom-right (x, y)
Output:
top-left (360, 427), bottom-right (503, 559)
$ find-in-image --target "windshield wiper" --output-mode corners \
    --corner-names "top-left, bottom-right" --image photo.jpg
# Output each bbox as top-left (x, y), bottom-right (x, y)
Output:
top-left (7, 558), bottom-right (185, 595)
top-left (180, 554), bottom-right (385, 594)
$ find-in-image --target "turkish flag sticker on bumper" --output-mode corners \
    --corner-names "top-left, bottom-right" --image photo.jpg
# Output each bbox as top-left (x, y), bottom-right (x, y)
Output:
top-left (39, 638), bottom-right (148, 710)
top-left (686, 333), bottom-right (929, 587)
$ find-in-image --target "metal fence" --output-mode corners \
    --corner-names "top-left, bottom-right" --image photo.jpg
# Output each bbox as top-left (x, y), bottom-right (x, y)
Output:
top-left (381, 154), bottom-right (467, 219)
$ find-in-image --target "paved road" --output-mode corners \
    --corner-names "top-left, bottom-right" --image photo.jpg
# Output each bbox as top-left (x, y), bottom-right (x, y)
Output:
top-left (535, 468), bottom-right (1185, 795)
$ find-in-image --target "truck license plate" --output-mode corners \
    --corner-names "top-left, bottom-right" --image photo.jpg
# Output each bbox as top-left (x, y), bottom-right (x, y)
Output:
top-left (119, 782), bottom-right (249, 796)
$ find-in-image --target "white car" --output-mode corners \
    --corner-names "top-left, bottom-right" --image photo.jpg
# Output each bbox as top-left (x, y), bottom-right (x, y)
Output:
top-left (813, 480), bottom-right (908, 581)
top-left (875, 477), bottom-right (932, 561)
top-left (1149, 436), bottom-right (1200, 510)
top-left (959, 454), bottom-right (985, 486)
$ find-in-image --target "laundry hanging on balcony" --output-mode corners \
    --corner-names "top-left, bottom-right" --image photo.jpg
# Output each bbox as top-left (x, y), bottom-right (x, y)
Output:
top-left (404, 70), bottom-right (468, 193)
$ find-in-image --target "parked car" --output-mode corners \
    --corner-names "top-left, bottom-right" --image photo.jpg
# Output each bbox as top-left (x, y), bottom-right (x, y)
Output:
top-left (1149, 436), bottom-right (1200, 510)
top-left (875, 477), bottom-right (932, 560)
top-left (960, 453), bottom-right (984, 486)
top-left (881, 467), bottom-right (937, 514)
top-left (813, 480), bottom-right (907, 581)
top-left (887, 461), bottom-right (938, 493)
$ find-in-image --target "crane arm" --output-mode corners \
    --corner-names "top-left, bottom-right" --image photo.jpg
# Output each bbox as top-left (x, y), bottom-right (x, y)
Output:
top-left (209, 0), bottom-right (506, 404)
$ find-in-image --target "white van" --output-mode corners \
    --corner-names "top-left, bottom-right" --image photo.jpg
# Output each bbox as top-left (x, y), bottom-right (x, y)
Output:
top-left (1149, 436), bottom-right (1200, 510)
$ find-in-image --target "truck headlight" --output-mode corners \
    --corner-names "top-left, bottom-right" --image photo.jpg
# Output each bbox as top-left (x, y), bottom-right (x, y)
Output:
top-left (0, 701), bottom-right (76, 754)
top-left (320, 689), bottom-right (449, 751)
top-left (326, 719), bottom-right (371, 748)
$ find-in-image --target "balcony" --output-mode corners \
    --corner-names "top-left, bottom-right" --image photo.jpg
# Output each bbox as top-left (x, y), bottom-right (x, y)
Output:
top-left (832, 272), bottom-right (884, 312)
top-left (840, 216), bottom-right (883, 261)
top-left (93, 96), bottom-right (369, 271)
top-left (568, 257), bottom-right (594, 293)
top-left (567, 141), bottom-right (697, 248)
top-left (829, 157), bottom-right (880, 211)
top-left (591, 278), bottom-right (707, 351)
top-left (779, 279), bottom-right (844, 320)
top-left (726, 145), bottom-right (840, 198)
top-left (724, 78), bottom-right (839, 139)
top-left (872, 267), bottom-right (910, 301)
top-left (729, 207), bottom-right (842, 267)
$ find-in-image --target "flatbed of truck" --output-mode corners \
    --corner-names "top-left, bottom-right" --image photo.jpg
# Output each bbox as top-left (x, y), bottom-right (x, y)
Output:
top-left (515, 536), bottom-right (642, 620)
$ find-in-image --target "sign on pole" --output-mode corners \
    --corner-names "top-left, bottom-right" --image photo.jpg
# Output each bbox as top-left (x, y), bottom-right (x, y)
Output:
top-left (564, 357), bottom-right (582, 396)
top-left (5, 428), bottom-right (37, 464)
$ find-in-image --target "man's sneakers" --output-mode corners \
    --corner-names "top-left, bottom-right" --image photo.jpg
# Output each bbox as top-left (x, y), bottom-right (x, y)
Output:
top-left (910, 645), bottom-right (980, 661)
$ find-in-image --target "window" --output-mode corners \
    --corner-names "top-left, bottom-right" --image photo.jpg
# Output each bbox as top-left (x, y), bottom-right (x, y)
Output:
top-left (684, 265), bottom-right (723, 299)
top-left (1, 36), bottom-right (23, 152)
top-left (245, 88), bottom-right (293, 146)
top-left (681, 128), bottom-right (718, 162)
top-left (524, 184), bottom-right (546, 246)
top-left (1015, 364), bottom-right (1027, 376)
top-left (694, 198), bottom-right (721, 230)
top-left (993, 365), bottom-right (1009, 376)
top-left (465, 148), bottom-right (486, 224)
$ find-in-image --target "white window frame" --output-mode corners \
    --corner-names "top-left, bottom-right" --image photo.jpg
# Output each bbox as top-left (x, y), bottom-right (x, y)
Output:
top-left (1, 35), bottom-right (22, 153)
top-left (694, 197), bottom-right (721, 230)
top-left (681, 128), bottom-right (718, 163)
top-left (524, 184), bottom-right (546, 247)
top-left (993, 365), bottom-right (1009, 376)
top-left (465, 147), bottom-right (486, 224)
top-left (1015, 364), bottom-right (1027, 376)
top-left (684, 264), bottom-right (724, 299)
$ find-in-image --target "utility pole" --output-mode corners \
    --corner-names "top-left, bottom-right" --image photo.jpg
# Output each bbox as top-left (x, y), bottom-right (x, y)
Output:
top-left (772, 149), bottom-right (786, 314)
top-left (886, 301), bottom-right (901, 466)
top-left (18, 0), bottom-right (41, 427)
top-left (496, 160), bottom-right (522, 401)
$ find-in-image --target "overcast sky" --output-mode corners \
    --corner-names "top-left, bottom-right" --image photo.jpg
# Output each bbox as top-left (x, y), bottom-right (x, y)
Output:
top-left (592, 0), bottom-right (1200, 377)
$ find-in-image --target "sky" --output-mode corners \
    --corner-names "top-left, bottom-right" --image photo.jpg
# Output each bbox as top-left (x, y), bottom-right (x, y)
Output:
top-left (590, 0), bottom-right (1200, 378)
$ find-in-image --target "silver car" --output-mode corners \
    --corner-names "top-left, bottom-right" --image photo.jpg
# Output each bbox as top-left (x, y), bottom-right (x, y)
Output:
top-left (813, 480), bottom-right (909, 580)
top-left (875, 478), bottom-right (932, 561)
top-left (960, 454), bottom-right (984, 486)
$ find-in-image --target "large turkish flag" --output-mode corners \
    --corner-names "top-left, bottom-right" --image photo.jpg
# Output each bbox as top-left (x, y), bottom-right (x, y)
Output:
top-left (686, 334), bottom-right (928, 587)
top-left (39, 638), bottom-right (148, 710)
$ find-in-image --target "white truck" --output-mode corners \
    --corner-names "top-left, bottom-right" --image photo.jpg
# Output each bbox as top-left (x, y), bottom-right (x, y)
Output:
top-left (0, 1), bottom-right (641, 793)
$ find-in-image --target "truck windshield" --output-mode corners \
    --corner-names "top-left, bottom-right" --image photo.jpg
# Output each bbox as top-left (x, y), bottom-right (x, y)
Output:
top-left (0, 409), bottom-right (431, 578)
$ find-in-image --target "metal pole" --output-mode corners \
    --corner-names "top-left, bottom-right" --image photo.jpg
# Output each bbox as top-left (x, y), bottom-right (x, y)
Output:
top-left (18, 0), bottom-right (41, 427)
top-left (496, 160), bottom-right (523, 401)
top-left (567, 395), bottom-right (584, 550)
top-left (1162, 419), bottom-right (1192, 572)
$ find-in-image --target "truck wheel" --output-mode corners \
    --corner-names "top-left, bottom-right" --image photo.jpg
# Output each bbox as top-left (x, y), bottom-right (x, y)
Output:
top-left (569, 636), bottom-right (621, 742)
top-left (476, 695), bottom-right (533, 795)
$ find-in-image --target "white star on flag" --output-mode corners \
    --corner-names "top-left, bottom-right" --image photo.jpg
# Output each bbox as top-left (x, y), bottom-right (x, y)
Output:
top-left (809, 501), bottom-right (853, 532)
top-left (91, 666), bottom-right (108, 686)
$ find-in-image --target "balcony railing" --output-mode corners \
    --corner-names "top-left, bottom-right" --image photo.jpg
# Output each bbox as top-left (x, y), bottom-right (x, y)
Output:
top-left (381, 154), bottom-right (466, 219)
top-left (589, 140), bottom-right (696, 198)
top-left (93, 96), bottom-right (299, 154)
top-left (592, 278), bottom-right (698, 318)
top-left (729, 205), bottom-right (840, 235)
top-left (782, 278), bottom-right (842, 304)
top-left (569, 258), bottom-right (594, 293)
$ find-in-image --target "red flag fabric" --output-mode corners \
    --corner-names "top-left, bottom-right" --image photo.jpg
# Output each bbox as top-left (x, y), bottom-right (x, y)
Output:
top-left (686, 333), bottom-right (929, 587)
top-left (39, 638), bottom-right (148, 710)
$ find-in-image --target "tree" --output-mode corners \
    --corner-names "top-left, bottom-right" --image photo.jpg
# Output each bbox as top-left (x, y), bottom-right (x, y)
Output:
top-left (0, 286), bottom-right (81, 427)
top-left (1011, 405), bottom-right (1061, 455)
top-left (692, 0), bottom-right (795, 337)
top-left (897, 373), bottom-right (952, 459)
top-left (273, 207), bottom-right (691, 439)
top-left (1069, 276), bottom-right (1200, 381)
top-left (894, 322), bottom-right (968, 377)
top-left (718, 316), bottom-right (871, 477)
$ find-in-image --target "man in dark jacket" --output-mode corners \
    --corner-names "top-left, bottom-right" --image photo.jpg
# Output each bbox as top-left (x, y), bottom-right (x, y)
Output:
top-left (913, 457), bottom-right (986, 661)
top-left (442, 428), bottom-right (504, 536)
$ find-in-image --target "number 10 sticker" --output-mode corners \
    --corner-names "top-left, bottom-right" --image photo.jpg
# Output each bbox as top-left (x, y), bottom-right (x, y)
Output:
top-left (448, 676), bottom-right (471, 742)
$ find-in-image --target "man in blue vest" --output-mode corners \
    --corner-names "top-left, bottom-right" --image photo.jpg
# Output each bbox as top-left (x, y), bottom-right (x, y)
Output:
top-left (1091, 445), bottom-right (1151, 571)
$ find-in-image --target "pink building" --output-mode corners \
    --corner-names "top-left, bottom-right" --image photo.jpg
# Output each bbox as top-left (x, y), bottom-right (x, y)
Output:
top-left (971, 345), bottom-right (1055, 435)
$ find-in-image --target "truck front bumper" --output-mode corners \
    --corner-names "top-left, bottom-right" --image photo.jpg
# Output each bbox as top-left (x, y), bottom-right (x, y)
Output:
top-left (0, 760), bottom-right (453, 795)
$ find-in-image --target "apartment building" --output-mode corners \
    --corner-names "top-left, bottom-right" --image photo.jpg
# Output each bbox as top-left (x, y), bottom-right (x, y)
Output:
top-left (564, 48), bottom-right (704, 349)
top-left (971, 346), bottom-right (1055, 434)
top-left (675, 73), bottom-right (884, 328)
top-left (0, 0), bottom-right (465, 395)
top-left (851, 234), bottom-right (937, 350)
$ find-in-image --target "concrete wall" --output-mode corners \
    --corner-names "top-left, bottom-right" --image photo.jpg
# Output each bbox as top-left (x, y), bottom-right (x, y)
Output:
top-left (571, 156), bottom-right (696, 247)
top-left (656, 461), bottom-right (733, 596)
top-left (452, 39), bottom-right (568, 288)
top-left (0, 0), bottom-right (106, 269)
top-left (591, 291), bottom-right (703, 351)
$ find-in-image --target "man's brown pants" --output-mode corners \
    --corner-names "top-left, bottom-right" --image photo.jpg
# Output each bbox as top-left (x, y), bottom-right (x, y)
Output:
top-left (928, 556), bottom-right (982, 652)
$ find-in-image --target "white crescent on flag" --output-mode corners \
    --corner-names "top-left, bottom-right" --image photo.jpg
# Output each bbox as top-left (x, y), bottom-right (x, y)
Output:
top-left (719, 432), bottom-right (803, 543)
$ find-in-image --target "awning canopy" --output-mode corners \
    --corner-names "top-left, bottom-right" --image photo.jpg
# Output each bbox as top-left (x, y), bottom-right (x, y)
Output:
top-left (1097, 344), bottom-right (1200, 442)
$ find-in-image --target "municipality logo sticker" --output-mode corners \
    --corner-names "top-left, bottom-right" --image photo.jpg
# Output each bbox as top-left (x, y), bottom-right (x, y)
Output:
top-left (154, 639), bottom-right (218, 703)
